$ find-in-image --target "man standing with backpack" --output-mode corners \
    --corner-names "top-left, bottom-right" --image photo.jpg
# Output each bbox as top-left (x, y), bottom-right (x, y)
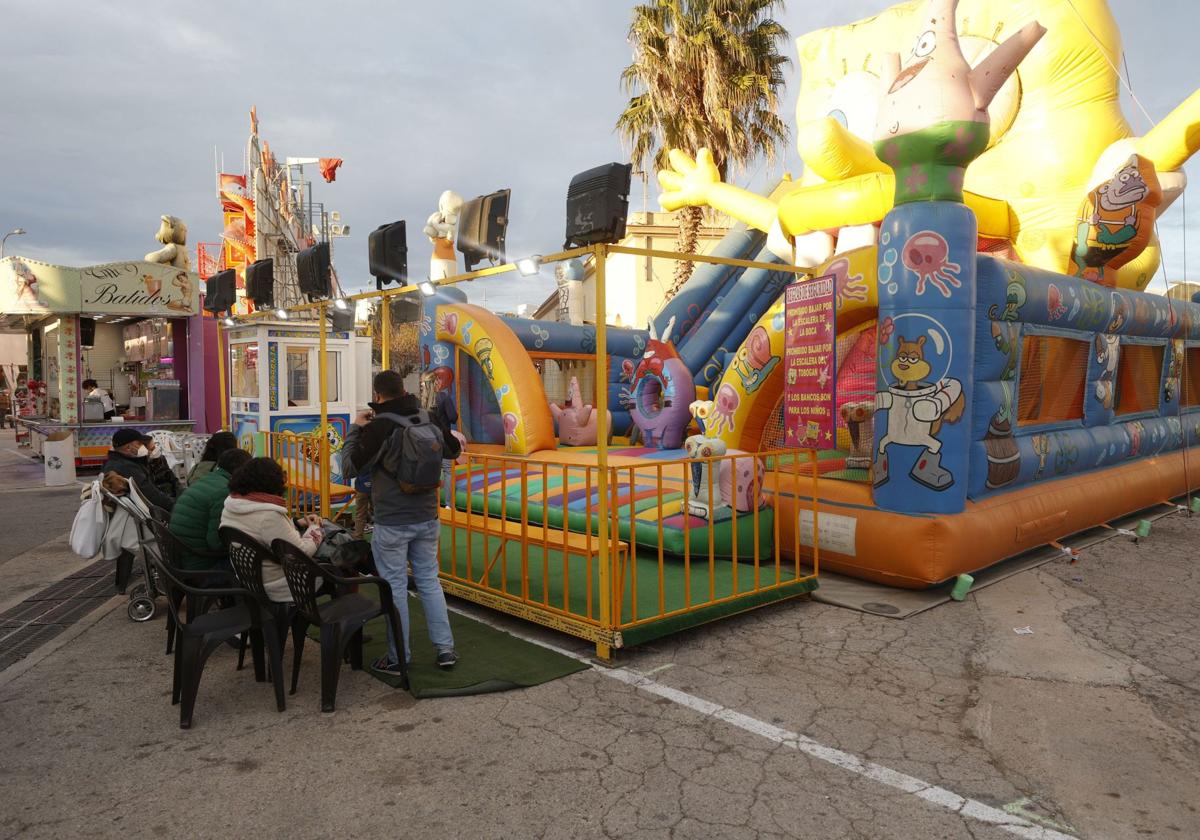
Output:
top-left (340, 370), bottom-right (461, 673)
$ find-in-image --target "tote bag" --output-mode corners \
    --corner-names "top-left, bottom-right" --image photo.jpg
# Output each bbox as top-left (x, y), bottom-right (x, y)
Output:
top-left (70, 480), bottom-right (107, 558)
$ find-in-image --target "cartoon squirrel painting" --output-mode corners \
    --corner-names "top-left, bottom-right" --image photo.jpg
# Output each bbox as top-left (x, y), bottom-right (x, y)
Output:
top-left (875, 335), bottom-right (965, 490)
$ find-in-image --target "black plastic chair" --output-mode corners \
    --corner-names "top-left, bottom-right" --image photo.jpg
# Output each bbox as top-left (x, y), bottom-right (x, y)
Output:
top-left (273, 539), bottom-right (409, 712)
top-left (219, 526), bottom-right (301, 705)
top-left (148, 503), bottom-right (172, 527)
top-left (149, 556), bottom-right (266, 729)
top-left (147, 519), bottom-right (244, 665)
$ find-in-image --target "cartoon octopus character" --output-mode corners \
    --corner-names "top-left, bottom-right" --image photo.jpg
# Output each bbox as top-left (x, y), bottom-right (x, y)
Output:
top-left (502, 412), bottom-right (519, 442)
top-left (435, 310), bottom-right (458, 338)
top-left (1046, 284), bottom-right (1067, 321)
top-left (827, 257), bottom-right (868, 310)
top-left (901, 231), bottom-right (961, 298)
top-left (988, 271), bottom-right (1027, 322)
top-left (706, 383), bottom-right (740, 437)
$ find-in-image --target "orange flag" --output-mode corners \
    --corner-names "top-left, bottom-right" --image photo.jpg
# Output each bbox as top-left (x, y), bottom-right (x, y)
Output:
top-left (319, 158), bottom-right (344, 183)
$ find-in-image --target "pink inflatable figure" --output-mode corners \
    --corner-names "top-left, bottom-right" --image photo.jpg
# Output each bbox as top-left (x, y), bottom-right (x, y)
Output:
top-left (874, 0), bottom-right (1044, 204)
top-left (550, 376), bottom-right (611, 447)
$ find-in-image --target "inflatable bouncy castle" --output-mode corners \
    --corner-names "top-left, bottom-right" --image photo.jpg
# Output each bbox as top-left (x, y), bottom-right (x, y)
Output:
top-left (421, 0), bottom-right (1200, 598)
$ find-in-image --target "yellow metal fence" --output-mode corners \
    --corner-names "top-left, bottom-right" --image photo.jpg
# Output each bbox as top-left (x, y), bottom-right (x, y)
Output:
top-left (438, 448), bottom-right (819, 656)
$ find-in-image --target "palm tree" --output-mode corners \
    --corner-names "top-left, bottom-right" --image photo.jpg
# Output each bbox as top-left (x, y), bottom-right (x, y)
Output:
top-left (616, 0), bottom-right (789, 297)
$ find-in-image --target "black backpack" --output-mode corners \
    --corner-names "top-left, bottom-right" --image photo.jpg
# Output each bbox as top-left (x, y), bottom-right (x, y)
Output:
top-left (375, 411), bottom-right (445, 494)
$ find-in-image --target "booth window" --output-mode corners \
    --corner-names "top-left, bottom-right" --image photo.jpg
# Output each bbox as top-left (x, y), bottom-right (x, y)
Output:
top-left (285, 347), bottom-right (339, 407)
top-left (230, 344), bottom-right (259, 399)
top-left (1184, 346), bottom-right (1200, 407)
top-left (1017, 335), bottom-right (1088, 425)
top-left (1115, 342), bottom-right (1165, 415)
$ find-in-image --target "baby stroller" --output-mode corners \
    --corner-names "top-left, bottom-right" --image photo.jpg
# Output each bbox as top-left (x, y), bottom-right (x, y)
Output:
top-left (100, 480), bottom-right (164, 622)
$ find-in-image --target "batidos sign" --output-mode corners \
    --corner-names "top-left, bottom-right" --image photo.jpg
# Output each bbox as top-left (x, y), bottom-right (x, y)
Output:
top-left (83, 282), bottom-right (176, 307)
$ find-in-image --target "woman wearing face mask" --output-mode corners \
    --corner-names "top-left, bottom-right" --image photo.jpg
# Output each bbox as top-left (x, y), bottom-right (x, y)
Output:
top-left (100, 428), bottom-right (179, 513)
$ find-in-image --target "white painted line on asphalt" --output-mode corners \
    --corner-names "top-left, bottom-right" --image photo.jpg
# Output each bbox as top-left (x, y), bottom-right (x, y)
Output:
top-left (640, 662), bottom-right (675, 676)
top-left (443, 602), bottom-right (1076, 840)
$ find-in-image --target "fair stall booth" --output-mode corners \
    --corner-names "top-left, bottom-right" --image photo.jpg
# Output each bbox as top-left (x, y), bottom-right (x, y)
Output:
top-left (224, 318), bottom-right (371, 494)
top-left (1, 255), bottom-right (205, 466)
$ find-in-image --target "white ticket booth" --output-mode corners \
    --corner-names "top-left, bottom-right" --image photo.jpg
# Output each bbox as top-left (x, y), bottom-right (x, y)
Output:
top-left (225, 320), bottom-right (371, 484)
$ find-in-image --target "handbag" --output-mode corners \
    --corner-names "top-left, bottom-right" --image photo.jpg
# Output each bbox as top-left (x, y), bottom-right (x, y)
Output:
top-left (70, 479), bottom-right (108, 558)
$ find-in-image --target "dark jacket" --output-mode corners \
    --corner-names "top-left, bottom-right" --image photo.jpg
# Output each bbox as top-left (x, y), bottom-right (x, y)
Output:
top-left (433, 389), bottom-right (458, 430)
top-left (101, 449), bottom-right (177, 512)
top-left (146, 455), bottom-right (182, 501)
top-left (339, 394), bottom-right (462, 526)
top-left (168, 468), bottom-right (232, 570)
top-left (187, 459), bottom-right (217, 485)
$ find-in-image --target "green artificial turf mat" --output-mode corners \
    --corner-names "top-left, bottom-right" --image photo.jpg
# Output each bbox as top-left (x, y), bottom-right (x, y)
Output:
top-left (325, 594), bottom-right (588, 698)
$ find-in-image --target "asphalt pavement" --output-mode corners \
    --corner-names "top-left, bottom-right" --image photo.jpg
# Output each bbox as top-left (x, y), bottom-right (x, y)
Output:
top-left (1, 427), bottom-right (1198, 839)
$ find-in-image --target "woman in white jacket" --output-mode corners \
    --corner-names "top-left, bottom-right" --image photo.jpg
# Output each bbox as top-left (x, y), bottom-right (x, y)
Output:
top-left (220, 457), bottom-right (323, 602)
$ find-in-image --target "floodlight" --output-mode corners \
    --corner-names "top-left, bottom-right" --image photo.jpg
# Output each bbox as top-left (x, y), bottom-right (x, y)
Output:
top-left (245, 258), bottom-right (274, 308)
top-left (418, 279), bottom-right (438, 297)
top-left (564, 162), bottom-right (632, 248)
top-left (275, 307), bottom-right (289, 320)
top-left (203, 269), bottom-right (237, 313)
top-left (334, 297), bottom-right (349, 310)
top-left (516, 255), bottom-right (542, 276)
top-left (368, 220), bottom-right (408, 287)
top-left (457, 189), bottom-right (511, 271)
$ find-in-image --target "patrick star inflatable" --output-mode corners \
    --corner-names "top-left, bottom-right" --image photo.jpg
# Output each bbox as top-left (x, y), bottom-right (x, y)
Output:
top-left (550, 376), bottom-right (611, 446)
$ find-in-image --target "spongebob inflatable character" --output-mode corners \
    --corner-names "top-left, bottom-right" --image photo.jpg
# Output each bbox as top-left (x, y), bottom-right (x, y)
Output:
top-left (658, 0), bottom-right (1200, 290)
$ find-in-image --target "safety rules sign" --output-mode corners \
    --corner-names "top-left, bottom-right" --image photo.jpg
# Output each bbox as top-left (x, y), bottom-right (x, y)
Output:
top-left (783, 274), bottom-right (837, 449)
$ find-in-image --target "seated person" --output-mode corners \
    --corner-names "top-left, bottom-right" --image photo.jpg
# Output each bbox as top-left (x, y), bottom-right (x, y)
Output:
top-left (188, 431), bottom-right (238, 484)
top-left (220, 457), bottom-right (323, 602)
top-left (82, 378), bottom-right (115, 420)
top-left (101, 428), bottom-right (177, 512)
top-left (145, 437), bottom-right (182, 502)
top-left (169, 448), bottom-right (252, 570)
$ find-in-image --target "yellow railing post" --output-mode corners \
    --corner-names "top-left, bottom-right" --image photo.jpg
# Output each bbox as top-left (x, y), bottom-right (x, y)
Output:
top-left (381, 291), bottom-right (391, 371)
top-left (594, 243), bottom-right (612, 660)
top-left (216, 320), bottom-right (229, 431)
top-left (318, 303), bottom-right (331, 519)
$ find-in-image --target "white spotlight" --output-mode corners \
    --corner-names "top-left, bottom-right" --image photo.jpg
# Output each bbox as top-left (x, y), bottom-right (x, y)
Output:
top-left (418, 280), bottom-right (437, 297)
top-left (516, 255), bottom-right (542, 276)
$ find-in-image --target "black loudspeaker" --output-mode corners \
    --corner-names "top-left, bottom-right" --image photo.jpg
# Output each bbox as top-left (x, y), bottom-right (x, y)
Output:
top-left (564, 162), bottom-right (632, 248)
top-left (245, 258), bottom-right (274, 307)
top-left (203, 269), bottom-right (237, 313)
top-left (329, 307), bottom-right (355, 333)
top-left (368, 221), bottom-right (408, 289)
top-left (457, 189), bottom-right (510, 271)
top-left (297, 242), bottom-right (331, 298)
top-left (79, 317), bottom-right (96, 348)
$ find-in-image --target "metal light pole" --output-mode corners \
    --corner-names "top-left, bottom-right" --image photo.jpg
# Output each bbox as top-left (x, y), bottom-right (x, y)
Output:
top-left (0, 228), bottom-right (26, 258)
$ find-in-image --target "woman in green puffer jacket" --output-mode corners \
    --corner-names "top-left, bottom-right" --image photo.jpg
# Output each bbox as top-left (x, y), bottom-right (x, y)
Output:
top-left (187, 431), bottom-right (238, 485)
top-left (169, 448), bottom-right (252, 569)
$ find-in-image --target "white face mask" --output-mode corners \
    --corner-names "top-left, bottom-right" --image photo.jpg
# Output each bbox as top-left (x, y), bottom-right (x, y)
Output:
top-left (134, 445), bottom-right (149, 459)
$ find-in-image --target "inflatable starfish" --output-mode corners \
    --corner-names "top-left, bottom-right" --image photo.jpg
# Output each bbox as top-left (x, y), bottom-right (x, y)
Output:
top-left (658, 0), bottom-right (1200, 290)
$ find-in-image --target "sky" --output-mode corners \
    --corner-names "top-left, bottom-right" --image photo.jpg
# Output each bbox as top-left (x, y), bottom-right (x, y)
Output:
top-left (3, 0), bottom-right (1198, 315)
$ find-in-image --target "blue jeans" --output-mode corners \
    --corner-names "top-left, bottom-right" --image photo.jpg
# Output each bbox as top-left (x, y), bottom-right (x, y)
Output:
top-left (372, 519), bottom-right (454, 664)
top-left (441, 460), bottom-right (455, 506)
